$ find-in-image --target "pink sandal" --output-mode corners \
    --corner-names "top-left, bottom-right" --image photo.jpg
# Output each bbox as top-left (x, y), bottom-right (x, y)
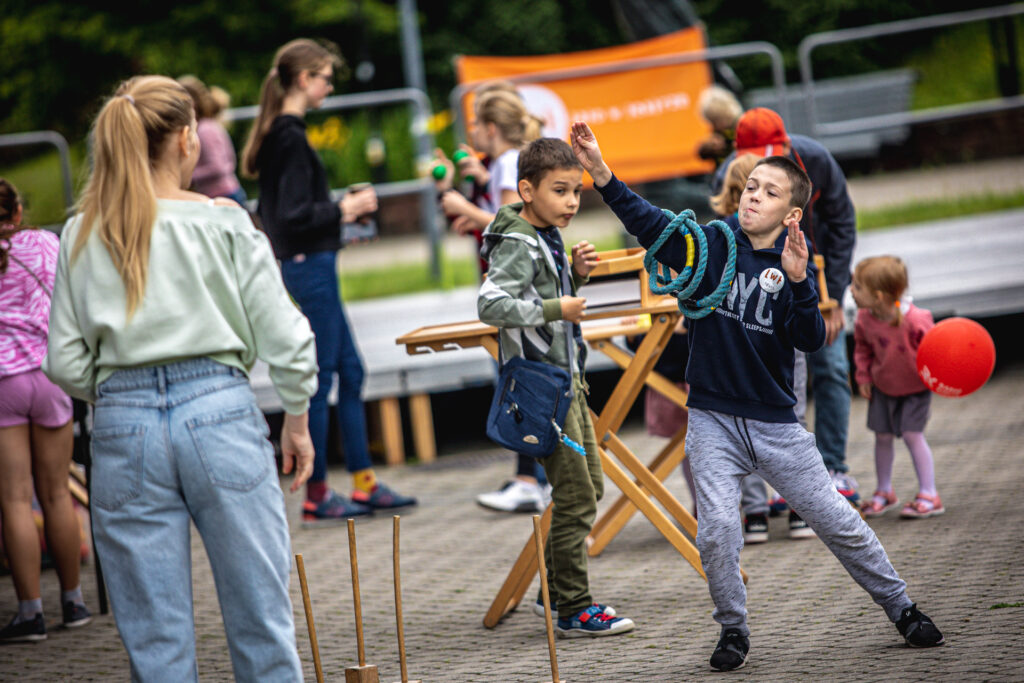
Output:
top-left (860, 490), bottom-right (899, 518)
top-left (900, 492), bottom-right (944, 519)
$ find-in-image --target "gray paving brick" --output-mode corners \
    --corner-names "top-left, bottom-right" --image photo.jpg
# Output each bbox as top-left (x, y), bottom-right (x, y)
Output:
top-left (3, 364), bottom-right (1023, 680)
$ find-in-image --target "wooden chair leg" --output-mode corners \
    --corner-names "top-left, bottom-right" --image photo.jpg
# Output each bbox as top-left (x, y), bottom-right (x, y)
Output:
top-left (408, 394), bottom-right (436, 463)
top-left (377, 398), bottom-right (405, 466)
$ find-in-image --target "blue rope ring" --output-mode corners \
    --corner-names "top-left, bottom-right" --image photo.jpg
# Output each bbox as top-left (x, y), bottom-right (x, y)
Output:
top-left (644, 210), bottom-right (737, 319)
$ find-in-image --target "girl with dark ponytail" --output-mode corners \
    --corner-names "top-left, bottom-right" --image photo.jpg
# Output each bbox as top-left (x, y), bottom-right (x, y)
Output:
top-left (244, 38), bottom-right (417, 524)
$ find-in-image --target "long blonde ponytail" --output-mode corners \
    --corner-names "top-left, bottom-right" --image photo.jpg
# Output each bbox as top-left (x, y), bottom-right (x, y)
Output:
top-left (241, 38), bottom-right (343, 178)
top-left (75, 75), bottom-right (193, 317)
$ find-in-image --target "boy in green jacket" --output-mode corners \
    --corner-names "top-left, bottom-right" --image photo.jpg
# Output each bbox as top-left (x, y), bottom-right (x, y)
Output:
top-left (478, 138), bottom-right (635, 637)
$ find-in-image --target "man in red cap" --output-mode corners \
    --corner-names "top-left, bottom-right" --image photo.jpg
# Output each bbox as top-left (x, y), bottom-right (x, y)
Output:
top-left (713, 107), bottom-right (859, 536)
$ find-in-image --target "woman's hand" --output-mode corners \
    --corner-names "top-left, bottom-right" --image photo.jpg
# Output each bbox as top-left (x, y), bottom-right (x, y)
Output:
top-left (280, 412), bottom-right (314, 492)
top-left (455, 144), bottom-right (489, 185)
top-left (339, 185), bottom-right (378, 224)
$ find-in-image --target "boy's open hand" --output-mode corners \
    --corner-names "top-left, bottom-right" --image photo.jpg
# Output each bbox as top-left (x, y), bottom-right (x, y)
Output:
top-left (571, 122), bottom-right (612, 187)
top-left (560, 295), bottom-right (587, 323)
top-left (572, 240), bottom-right (599, 277)
top-left (858, 382), bottom-right (872, 400)
top-left (780, 217), bottom-right (808, 282)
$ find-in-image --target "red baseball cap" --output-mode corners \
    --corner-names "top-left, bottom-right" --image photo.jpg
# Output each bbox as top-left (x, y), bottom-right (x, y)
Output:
top-left (735, 107), bottom-right (790, 157)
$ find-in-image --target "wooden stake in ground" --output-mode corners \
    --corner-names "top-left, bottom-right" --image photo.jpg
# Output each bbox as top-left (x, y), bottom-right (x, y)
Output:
top-left (533, 515), bottom-right (566, 683)
top-left (346, 519), bottom-right (380, 683)
top-left (295, 553), bottom-right (325, 683)
top-left (391, 516), bottom-right (421, 683)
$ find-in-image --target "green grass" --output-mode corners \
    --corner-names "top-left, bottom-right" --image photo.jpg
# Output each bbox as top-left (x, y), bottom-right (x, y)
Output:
top-left (909, 21), bottom-right (1024, 110)
top-left (338, 193), bottom-right (1024, 302)
top-left (340, 234), bottom-right (625, 301)
top-left (0, 145), bottom-right (87, 227)
top-left (857, 190), bottom-right (1024, 232)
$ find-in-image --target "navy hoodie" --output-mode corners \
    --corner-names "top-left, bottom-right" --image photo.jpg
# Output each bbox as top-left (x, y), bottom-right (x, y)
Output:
top-left (597, 176), bottom-right (826, 423)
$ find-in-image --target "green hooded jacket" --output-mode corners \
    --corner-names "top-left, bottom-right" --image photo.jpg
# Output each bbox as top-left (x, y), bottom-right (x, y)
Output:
top-left (477, 203), bottom-right (589, 374)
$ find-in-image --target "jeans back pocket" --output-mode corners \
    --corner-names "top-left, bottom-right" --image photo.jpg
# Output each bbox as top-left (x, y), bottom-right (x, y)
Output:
top-left (186, 405), bottom-right (271, 491)
top-left (90, 425), bottom-right (147, 511)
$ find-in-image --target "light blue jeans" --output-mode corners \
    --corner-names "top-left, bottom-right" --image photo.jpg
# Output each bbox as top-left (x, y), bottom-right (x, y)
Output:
top-left (90, 359), bottom-right (302, 682)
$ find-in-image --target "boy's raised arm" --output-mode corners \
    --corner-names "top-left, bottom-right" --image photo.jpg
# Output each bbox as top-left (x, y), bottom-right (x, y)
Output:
top-left (571, 122), bottom-right (612, 187)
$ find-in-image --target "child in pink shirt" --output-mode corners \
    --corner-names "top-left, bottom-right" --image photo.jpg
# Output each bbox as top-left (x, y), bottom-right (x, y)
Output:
top-left (851, 255), bottom-right (942, 519)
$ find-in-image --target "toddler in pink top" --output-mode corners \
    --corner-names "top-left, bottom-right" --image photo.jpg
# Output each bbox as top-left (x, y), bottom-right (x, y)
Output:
top-left (851, 255), bottom-right (942, 519)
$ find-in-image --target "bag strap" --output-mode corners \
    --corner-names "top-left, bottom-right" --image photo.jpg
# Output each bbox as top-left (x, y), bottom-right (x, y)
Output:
top-left (5, 248), bottom-right (52, 298)
top-left (495, 232), bottom-right (576, 377)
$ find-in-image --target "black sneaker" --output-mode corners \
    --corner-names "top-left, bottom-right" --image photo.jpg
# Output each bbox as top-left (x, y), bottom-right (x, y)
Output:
top-left (709, 628), bottom-right (749, 671)
top-left (62, 601), bottom-right (92, 629)
top-left (0, 613), bottom-right (46, 643)
top-left (788, 511), bottom-right (816, 539)
top-left (743, 513), bottom-right (769, 544)
top-left (896, 604), bottom-right (945, 647)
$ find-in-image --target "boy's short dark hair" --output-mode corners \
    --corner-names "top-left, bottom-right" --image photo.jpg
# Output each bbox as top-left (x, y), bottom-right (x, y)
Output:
top-left (518, 138), bottom-right (582, 190)
top-left (754, 156), bottom-right (811, 210)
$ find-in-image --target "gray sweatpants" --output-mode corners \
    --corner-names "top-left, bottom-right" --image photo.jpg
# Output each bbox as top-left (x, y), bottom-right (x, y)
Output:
top-left (741, 352), bottom-right (807, 516)
top-left (687, 408), bottom-right (912, 636)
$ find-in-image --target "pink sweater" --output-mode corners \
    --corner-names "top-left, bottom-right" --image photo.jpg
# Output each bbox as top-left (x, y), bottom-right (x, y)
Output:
top-left (853, 304), bottom-right (934, 397)
top-left (191, 118), bottom-right (242, 198)
top-left (0, 228), bottom-right (59, 378)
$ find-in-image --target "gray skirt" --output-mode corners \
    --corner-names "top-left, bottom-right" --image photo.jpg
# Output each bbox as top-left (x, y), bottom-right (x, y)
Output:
top-left (867, 388), bottom-right (931, 436)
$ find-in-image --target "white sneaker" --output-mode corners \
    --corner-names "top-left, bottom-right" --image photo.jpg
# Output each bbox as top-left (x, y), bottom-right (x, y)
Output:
top-left (540, 483), bottom-right (552, 509)
top-left (476, 480), bottom-right (544, 513)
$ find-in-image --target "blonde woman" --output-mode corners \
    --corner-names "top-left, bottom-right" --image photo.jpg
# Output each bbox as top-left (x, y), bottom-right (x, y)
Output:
top-left (43, 75), bottom-right (316, 680)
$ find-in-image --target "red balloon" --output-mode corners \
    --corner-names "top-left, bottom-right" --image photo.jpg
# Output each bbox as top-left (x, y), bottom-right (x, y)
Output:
top-left (916, 317), bottom-right (996, 398)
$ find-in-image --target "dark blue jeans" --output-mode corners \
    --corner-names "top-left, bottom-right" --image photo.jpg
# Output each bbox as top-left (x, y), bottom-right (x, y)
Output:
top-left (281, 251), bottom-right (372, 481)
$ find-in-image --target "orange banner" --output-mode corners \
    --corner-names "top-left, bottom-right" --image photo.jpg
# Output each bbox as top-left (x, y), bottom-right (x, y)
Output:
top-left (456, 28), bottom-right (714, 184)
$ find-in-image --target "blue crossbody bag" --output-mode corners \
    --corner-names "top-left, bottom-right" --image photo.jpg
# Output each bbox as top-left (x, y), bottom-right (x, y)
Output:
top-left (484, 235), bottom-right (586, 458)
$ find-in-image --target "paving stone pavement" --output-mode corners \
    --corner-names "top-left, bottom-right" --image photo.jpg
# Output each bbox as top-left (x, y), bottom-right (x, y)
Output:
top-left (3, 358), bottom-right (1023, 681)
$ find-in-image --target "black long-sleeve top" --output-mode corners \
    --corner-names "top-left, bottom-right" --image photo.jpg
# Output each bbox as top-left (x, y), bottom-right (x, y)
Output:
top-left (255, 115), bottom-right (342, 259)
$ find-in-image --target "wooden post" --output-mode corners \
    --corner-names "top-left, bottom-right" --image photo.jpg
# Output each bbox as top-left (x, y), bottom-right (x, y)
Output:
top-left (408, 394), bottom-right (436, 463)
top-left (533, 516), bottom-right (565, 683)
top-left (391, 516), bottom-right (421, 683)
top-left (346, 520), bottom-right (380, 683)
top-left (295, 554), bottom-right (325, 683)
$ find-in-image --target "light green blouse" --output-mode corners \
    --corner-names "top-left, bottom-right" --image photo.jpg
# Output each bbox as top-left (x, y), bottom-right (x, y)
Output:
top-left (43, 199), bottom-right (317, 414)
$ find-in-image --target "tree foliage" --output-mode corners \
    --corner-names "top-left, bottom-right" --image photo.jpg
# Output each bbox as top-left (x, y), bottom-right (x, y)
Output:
top-left (0, 0), bottom-right (1006, 142)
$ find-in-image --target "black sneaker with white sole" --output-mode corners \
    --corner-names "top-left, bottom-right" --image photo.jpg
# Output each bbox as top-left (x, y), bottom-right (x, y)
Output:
top-left (896, 603), bottom-right (945, 647)
top-left (743, 513), bottom-right (769, 544)
top-left (0, 613), bottom-right (46, 643)
top-left (709, 628), bottom-right (749, 671)
top-left (62, 601), bottom-right (92, 629)
top-left (788, 510), bottom-right (816, 539)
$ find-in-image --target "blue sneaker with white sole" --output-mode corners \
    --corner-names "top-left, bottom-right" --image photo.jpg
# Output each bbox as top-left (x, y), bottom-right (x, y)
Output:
top-left (555, 605), bottom-right (634, 638)
top-left (534, 599), bottom-right (616, 618)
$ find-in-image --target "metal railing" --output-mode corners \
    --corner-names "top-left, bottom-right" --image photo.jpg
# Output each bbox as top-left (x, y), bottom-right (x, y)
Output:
top-left (448, 41), bottom-right (788, 141)
top-left (799, 3), bottom-right (1024, 138)
top-left (0, 130), bottom-right (75, 221)
top-left (224, 87), bottom-right (443, 279)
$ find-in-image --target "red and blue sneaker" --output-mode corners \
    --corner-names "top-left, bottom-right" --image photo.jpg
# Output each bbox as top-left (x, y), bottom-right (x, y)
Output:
top-left (302, 490), bottom-right (372, 527)
top-left (350, 482), bottom-right (417, 510)
top-left (555, 604), bottom-right (634, 638)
